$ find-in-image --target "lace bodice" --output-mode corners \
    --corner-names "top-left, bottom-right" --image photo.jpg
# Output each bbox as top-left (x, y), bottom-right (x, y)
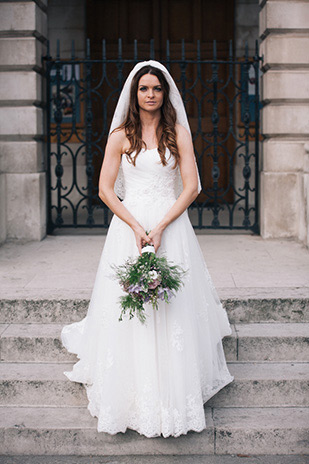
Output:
top-left (121, 147), bottom-right (178, 206)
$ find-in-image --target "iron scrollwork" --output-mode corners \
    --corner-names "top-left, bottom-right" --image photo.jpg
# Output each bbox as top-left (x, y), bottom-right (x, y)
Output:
top-left (43, 38), bottom-right (262, 232)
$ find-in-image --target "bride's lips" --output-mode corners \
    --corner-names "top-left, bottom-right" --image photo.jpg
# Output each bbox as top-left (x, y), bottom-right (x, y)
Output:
top-left (146, 101), bottom-right (156, 105)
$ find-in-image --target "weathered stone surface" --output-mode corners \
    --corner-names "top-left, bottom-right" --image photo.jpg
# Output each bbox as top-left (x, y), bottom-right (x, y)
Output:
top-left (303, 144), bottom-right (309, 248)
top-left (234, 0), bottom-right (259, 57)
top-left (262, 70), bottom-right (309, 101)
top-left (0, 141), bottom-right (44, 174)
top-left (0, 71), bottom-right (41, 102)
top-left (262, 139), bottom-right (304, 172)
top-left (260, 1), bottom-right (309, 35)
top-left (260, 35), bottom-right (309, 67)
top-left (0, 454), bottom-right (307, 464)
top-left (0, 406), bottom-right (214, 455)
top-left (0, 174), bottom-right (6, 245)
top-left (48, 0), bottom-right (86, 58)
top-left (0, 324), bottom-right (77, 362)
top-left (0, 322), bottom-right (232, 363)
top-left (0, 361), bottom-right (307, 408)
top-left (0, 406), bottom-right (307, 455)
top-left (6, 172), bottom-right (46, 240)
top-left (0, 107), bottom-right (43, 136)
top-left (236, 322), bottom-right (309, 361)
top-left (0, 2), bottom-right (47, 37)
top-left (1, 235), bottom-right (308, 298)
top-left (0, 37), bottom-right (45, 68)
top-left (0, 297), bottom-right (308, 324)
top-left (0, 299), bottom-right (89, 324)
top-left (48, 2), bottom-right (86, 30)
top-left (259, 0), bottom-right (309, 246)
top-left (224, 297), bottom-right (309, 323)
top-left (207, 362), bottom-right (309, 407)
top-left (236, 3), bottom-right (259, 27)
top-left (0, 362), bottom-right (86, 407)
top-left (260, 172), bottom-right (300, 238)
top-left (222, 330), bottom-right (237, 361)
top-left (1, 322), bottom-right (307, 363)
top-left (262, 104), bottom-right (309, 136)
top-left (214, 407), bottom-right (309, 454)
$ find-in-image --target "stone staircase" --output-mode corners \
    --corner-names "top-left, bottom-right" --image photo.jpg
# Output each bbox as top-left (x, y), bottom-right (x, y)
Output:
top-left (0, 297), bottom-right (308, 457)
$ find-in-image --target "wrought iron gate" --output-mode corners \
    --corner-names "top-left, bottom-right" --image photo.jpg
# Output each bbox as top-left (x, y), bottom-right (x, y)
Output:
top-left (43, 38), bottom-right (262, 233)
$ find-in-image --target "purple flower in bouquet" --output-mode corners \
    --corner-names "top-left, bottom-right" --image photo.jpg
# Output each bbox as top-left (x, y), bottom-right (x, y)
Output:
top-left (158, 287), bottom-right (175, 302)
top-left (111, 233), bottom-right (187, 324)
top-left (128, 283), bottom-right (144, 294)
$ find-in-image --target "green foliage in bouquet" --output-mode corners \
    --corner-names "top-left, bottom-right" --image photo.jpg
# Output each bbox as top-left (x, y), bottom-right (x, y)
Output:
top-left (111, 237), bottom-right (187, 324)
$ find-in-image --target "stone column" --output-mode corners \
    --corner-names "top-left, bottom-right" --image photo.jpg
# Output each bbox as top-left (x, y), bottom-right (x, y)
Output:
top-left (0, 0), bottom-right (48, 243)
top-left (303, 144), bottom-right (309, 248)
top-left (259, 0), bottom-right (309, 243)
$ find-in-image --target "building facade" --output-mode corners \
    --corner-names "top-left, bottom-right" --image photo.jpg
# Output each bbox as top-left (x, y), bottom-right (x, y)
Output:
top-left (0, 0), bottom-right (308, 246)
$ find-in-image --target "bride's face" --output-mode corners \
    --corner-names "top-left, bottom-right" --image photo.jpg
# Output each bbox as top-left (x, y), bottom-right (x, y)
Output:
top-left (137, 74), bottom-right (164, 113)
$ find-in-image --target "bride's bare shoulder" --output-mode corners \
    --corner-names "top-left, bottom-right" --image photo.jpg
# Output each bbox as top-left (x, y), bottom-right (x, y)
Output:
top-left (108, 128), bottom-right (130, 153)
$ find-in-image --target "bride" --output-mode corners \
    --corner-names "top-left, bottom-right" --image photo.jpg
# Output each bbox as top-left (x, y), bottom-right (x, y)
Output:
top-left (61, 60), bottom-right (234, 438)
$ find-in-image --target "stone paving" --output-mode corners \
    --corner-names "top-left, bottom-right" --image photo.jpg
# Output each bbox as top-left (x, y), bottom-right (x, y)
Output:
top-left (0, 455), bottom-right (308, 464)
top-left (0, 234), bottom-right (308, 300)
top-left (0, 234), bottom-right (308, 458)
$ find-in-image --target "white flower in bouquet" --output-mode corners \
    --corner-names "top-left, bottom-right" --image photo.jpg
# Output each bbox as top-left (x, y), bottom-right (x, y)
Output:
top-left (111, 233), bottom-right (187, 324)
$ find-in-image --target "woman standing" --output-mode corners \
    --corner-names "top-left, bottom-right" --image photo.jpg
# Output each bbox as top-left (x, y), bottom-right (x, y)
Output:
top-left (61, 60), bottom-right (234, 438)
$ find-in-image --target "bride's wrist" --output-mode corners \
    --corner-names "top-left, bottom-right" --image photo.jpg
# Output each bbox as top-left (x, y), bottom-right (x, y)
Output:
top-left (131, 222), bottom-right (142, 233)
top-left (156, 221), bottom-right (168, 232)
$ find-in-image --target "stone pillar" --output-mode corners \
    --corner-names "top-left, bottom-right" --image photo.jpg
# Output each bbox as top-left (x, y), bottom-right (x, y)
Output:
top-left (303, 144), bottom-right (309, 248)
top-left (0, 1), bottom-right (47, 243)
top-left (259, 0), bottom-right (309, 243)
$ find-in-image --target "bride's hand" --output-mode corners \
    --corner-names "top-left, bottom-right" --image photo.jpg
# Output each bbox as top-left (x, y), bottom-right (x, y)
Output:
top-left (147, 226), bottom-right (164, 253)
top-left (132, 224), bottom-right (151, 255)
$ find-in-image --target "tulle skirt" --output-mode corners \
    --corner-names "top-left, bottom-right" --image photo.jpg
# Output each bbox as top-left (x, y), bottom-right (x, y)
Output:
top-left (61, 198), bottom-right (234, 438)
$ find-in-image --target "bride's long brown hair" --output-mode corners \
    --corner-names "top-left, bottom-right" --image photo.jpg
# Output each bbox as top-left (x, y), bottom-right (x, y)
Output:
top-left (113, 65), bottom-right (180, 169)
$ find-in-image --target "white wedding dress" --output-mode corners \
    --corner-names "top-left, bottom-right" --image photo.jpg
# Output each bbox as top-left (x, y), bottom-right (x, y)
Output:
top-left (61, 147), bottom-right (234, 438)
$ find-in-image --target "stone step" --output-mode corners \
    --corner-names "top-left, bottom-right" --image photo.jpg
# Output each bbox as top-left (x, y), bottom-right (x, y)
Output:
top-left (208, 362), bottom-right (309, 407)
top-left (0, 322), bottom-right (308, 363)
top-left (0, 362), bottom-right (308, 409)
top-left (0, 455), bottom-right (307, 464)
top-left (0, 297), bottom-right (308, 324)
top-left (0, 406), bottom-right (307, 455)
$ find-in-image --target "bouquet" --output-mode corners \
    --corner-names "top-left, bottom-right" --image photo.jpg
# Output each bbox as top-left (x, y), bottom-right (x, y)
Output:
top-left (112, 236), bottom-right (187, 324)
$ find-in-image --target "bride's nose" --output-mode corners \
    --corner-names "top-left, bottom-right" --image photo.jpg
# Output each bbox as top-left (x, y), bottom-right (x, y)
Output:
top-left (148, 89), bottom-right (154, 98)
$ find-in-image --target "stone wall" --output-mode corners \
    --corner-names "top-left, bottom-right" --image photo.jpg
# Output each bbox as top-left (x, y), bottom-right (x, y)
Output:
top-left (2, 1), bottom-right (308, 244)
top-left (48, 0), bottom-right (86, 58)
top-left (235, 0), bottom-right (259, 58)
top-left (0, 0), bottom-right (48, 243)
top-left (259, 0), bottom-right (309, 245)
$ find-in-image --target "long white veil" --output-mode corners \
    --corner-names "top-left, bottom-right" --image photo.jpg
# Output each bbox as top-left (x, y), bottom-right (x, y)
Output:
top-left (108, 60), bottom-right (202, 200)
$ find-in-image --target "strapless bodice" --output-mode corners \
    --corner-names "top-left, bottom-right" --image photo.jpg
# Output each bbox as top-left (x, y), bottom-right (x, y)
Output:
top-left (121, 147), bottom-right (178, 206)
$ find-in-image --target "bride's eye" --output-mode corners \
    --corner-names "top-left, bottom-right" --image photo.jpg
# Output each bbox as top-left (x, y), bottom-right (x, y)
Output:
top-left (139, 86), bottom-right (147, 91)
top-left (155, 87), bottom-right (162, 91)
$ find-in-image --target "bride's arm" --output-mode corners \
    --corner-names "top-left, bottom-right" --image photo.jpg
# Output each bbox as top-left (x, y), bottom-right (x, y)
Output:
top-left (148, 124), bottom-right (200, 251)
top-left (98, 130), bottom-right (151, 254)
